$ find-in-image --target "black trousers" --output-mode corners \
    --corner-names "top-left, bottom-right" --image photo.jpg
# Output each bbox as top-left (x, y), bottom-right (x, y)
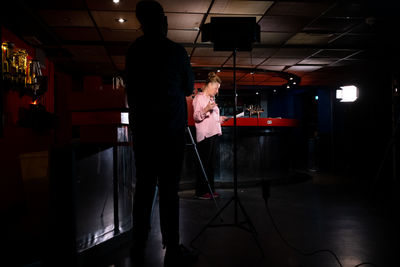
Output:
top-left (131, 130), bottom-right (185, 248)
top-left (196, 135), bottom-right (218, 196)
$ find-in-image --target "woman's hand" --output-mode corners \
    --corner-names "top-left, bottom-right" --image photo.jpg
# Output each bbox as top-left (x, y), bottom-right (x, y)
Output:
top-left (203, 101), bottom-right (217, 113)
top-left (220, 116), bottom-right (229, 123)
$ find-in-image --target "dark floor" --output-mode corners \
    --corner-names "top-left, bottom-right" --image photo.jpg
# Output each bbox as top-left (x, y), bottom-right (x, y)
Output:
top-left (77, 172), bottom-right (399, 267)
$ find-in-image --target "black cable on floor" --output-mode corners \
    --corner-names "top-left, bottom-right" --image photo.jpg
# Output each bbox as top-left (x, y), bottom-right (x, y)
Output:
top-left (261, 180), bottom-right (380, 267)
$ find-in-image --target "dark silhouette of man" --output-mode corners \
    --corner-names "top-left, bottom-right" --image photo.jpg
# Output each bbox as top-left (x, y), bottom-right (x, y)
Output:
top-left (125, 1), bottom-right (196, 266)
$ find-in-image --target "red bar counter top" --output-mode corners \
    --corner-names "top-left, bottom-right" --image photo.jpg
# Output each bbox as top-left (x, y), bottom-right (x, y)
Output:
top-left (187, 117), bottom-right (298, 127)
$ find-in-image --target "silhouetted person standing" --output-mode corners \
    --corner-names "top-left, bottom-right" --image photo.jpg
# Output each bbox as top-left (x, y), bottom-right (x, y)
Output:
top-left (125, 1), bottom-right (196, 266)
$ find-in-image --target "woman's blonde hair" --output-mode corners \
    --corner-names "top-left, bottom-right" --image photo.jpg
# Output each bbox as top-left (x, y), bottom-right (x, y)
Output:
top-left (206, 72), bottom-right (221, 85)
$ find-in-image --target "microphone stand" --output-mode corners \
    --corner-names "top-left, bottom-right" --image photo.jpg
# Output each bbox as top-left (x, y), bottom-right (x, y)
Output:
top-left (190, 48), bottom-right (263, 256)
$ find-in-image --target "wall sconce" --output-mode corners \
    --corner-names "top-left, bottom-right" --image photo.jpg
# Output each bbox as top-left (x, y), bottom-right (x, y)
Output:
top-left (336, 85), bottom-right (358, 102)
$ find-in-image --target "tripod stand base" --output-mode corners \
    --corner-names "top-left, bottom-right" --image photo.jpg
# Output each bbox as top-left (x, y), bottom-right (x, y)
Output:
top-left (190, 194), bottom-right (264, 257)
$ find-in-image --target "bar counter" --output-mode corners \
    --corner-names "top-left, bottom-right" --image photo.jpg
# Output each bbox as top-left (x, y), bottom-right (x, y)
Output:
top-left (182, 117), bottom-right (301, 187)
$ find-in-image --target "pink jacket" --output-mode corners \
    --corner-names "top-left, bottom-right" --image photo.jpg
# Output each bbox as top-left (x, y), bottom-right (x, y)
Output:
top-left (192, 92), bottom-right (222, 143)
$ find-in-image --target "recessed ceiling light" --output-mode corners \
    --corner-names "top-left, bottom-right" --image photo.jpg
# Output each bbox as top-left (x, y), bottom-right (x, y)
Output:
top-left (116, 18), bottom-right (127, 23)
top-left (113, 0), bottom-right (120, 3)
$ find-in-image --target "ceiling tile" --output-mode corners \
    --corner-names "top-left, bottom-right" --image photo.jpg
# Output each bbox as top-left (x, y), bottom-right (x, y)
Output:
top-left (350, 22), bottom-right (376, 34)
top-left (274, 48), bottom-right (318, 58)
top-left (260, 32), bottom-right (292, 45)
top-left (224, 57), bottom-right (264, 66)
top-left (167, 13), bottom-right (203, 29)
top-left (53, 27), bottom-right (101, 41)
top-left (259, 16), bottom-right (311, 32)
top-left (298, 58), bottom-right (337, 65)
top-left (285, 33), bottom-right (336, 45)
top-left (262, 58), bottom-right (301, 65)
top-left (286, 65), bottom-right (323, 73)
top-left (159, 0), bottom-right (212, 13)
top-left (323, 1), bottom-right (370, 18)
top-left (101, 29), bottom-right (142, 42)
top-left (38, 10), bottom-right (94, 27)
top-left (239, 73), bottom-right (268, 83)
top-left (266, 1), bottom-right (333, 17)
top-left (29, 0), bottom-right (85, 9)
top-left (192, 47), bottom-right (232, 57)
top-left (345, 50), bottom-right (370, 60)
top-left (190, 56), bottom-right (228, 66)
top-left (304, 18), bottom-right (363, 33)
top-left (257, 65), bottom-right (286, 71)
top-left (210, 0), bottom-right (273, 15)
top-left (329, 59), bottom-right (363, 67)
top-left (251, 48), bottom-right (278, 58)
top-left (167, 30), bottom-right (198, 43)
top-left (87, 0), bottom-right (138, 11)
top-left (224, 65), bottom-right (259, 69)
top-left (91, 11), bottom-right (140, 29)
top-left (313, 49), bottom-right (360, 59)
top-left (330, 33), bottom-right (376, 48)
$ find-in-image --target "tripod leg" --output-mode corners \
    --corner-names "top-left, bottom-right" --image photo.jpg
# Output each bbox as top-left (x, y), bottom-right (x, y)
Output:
top-left (236, 197), bottom-right (264, 257)
top-left (236, 197), bottom-right (258, 234)
top-left (190, 197), bottom-right (234, 248)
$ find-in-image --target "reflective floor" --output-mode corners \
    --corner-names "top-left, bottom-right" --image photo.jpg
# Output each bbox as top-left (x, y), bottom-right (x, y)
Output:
top-left (8, 172), bottom-right (400, 267)
top-left (79, 173), bottom-right (399, 267)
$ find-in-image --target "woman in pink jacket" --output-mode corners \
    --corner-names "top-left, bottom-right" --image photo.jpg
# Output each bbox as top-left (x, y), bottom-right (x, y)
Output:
top-left (192, 72), bottom-right (228, 199)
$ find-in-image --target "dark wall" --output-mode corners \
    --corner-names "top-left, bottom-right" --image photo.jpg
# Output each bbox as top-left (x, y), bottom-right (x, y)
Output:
top-left (315, 65), bottom-right (393, 182)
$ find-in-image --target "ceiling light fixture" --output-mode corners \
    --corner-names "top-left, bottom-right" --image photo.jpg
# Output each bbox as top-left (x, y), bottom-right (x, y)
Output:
top-left (113, 0), bottom-right (120, 3)
top-left (217, 69), bottom-right (221, 73)
top-left (116, 18), bottom-right (127, 23)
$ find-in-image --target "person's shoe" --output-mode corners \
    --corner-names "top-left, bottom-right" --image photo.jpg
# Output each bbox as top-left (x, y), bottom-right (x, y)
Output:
top-left (164, 244), bottom-right (198, 267)
top-left (196, 193), bottom-right (213, 200)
